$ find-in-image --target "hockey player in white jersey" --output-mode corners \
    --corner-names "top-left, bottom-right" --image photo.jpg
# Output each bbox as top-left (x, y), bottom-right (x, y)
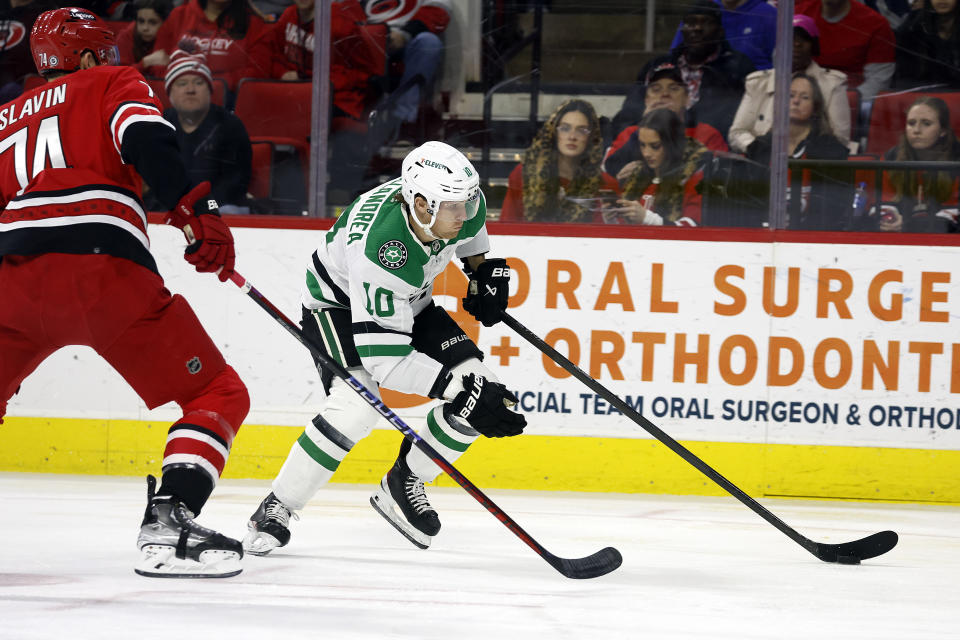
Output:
top-left (243, 141), bottom-right (526, 552)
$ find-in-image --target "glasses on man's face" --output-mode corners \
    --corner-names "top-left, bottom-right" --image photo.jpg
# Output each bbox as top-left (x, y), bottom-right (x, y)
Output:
top-left (557, 123), bottom-right (591, 136)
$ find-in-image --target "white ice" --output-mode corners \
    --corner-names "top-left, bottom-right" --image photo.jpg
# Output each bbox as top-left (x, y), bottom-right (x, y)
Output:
top-left (0, 473), bottom-right (956, 640)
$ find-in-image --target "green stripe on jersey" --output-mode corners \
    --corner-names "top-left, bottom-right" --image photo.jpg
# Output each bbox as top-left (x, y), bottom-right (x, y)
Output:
top-left (297, 432), bottom-right (341, 472)
top-left (314, 310), bottom-right (344, 365)
top-left (356, 344), bottom-right (414, 357)
top-left (427, 409), bottom-right (472, 452)
top-left (305, 271), bottom-right (342, 307)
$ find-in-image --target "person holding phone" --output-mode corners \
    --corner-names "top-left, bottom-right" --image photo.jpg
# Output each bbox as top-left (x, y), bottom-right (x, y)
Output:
top-left (499, 99), bottom-right (620, 222)
top-left (610, 108), bottom-right (710, 226)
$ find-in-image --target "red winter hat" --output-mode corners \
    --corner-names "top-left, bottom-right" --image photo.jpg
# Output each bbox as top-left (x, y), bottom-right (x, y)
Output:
top-left (165, 49), bottom-right (213, 93)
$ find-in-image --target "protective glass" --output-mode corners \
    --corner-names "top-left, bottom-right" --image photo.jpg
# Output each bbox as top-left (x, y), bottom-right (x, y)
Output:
top-left (436, 192), bottom-right (481, 221)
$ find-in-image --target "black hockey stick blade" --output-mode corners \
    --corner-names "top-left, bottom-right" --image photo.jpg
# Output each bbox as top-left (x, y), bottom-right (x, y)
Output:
top-left (546, 547), bottom-right (623, 580)
top-left (812, 530), bottom-right (899, 565)
top-left (227, 272), bottom-right (622, 579)
top-left (502, 311), bottom-right (899, 565)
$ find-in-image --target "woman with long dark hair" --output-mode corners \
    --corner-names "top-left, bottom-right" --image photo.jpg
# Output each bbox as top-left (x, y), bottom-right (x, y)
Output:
top-left (745, 73), bottom-right (851, 230)
top-left (876, 96), bottom-right (960, 232)
top-left (500, 99), bottom-right (619, 222)
top-left (894, 0), bottom-right (960, 89)
top-left (117, 0), bottom-right (172, 70)
top-left (610, 107), bottom-right (709, 226)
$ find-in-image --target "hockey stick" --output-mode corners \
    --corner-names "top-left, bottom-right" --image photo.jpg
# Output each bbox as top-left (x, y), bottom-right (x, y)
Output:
top-left (226, 272), bottom-right (622, 579)
top-left (501, 311), bottom-right (898, 565)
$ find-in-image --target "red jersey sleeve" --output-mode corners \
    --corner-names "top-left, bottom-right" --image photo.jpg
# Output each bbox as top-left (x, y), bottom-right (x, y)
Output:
top-left (101, 67), bottom-right (173, 157)
top-left (499, 163), bottom-right (525, 221)
top-left (678, 169), bottom-right (704, 226)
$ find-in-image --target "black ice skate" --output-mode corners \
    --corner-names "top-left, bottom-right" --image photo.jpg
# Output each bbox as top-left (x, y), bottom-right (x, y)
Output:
top-left (369, 438), bottom-right (440, 549)
top-left (242, 492), bottom-right (298, 556)
top-left (135, 475), bottom-right (243, 578)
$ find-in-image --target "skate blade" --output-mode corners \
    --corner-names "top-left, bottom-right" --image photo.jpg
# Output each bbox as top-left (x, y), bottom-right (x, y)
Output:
top-left (135, 545), bottom-right (242, 578)
top-left (243, 525), bottom-right (282, 557)
top-left (369, 485), bottom-right (431, 550)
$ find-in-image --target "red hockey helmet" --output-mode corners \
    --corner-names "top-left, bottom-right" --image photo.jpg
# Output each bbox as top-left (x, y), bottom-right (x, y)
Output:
top-left (31, 7), bottom-right (118, 76)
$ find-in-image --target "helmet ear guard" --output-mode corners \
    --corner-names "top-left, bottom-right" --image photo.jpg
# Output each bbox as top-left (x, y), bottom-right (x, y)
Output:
top-left (31, 7), bottom-right (118, 76)
top-left (400, 141), bottom-right (481, 238)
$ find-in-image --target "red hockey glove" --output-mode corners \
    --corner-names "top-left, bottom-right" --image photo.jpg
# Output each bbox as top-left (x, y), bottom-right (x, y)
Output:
top-left (164, 182), bottom-right (235, 282)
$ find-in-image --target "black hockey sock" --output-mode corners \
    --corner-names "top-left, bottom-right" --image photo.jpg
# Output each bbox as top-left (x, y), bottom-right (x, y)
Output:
top-left (158, 466), bottom-right (215, 516)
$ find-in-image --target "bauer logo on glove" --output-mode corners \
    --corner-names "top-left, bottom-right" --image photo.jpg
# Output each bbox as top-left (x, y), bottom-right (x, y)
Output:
top-left (462, 258), bottom-right (511, 327)
top-left (446, 373), bottom-right (526, 438)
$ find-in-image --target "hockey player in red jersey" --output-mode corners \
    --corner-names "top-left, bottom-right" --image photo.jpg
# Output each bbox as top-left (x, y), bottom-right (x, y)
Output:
top-left (0, 8), bottom-right (249, 578)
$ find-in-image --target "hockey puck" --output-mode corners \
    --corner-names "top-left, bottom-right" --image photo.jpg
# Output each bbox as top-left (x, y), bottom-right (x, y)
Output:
top-left (836, 555), bottom-right (860, 565)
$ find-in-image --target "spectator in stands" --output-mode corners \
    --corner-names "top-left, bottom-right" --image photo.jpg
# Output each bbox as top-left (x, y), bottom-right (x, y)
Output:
top-left (745, 73), bottom-right (852, 230)
top-left (147, 51), bottom-right (252, 212)
top-left (611, 0), bottom-right (755, 143)
top-left (117, 0), bottom-right (172, 70)
top-left (500, 99), bottom-right (618, 223)
top-left (605, 63), bottom-right (728, 181)
top-left (866, 0), bottom-right (914, 30)
top-left (370, 0), bottom-right (450, 141)
top-left (796, 0), bottom-right (896, 100)
top-left (667, 0), bottom-right (778, 71)
top-left (0, 0), bottom-right (56, 103)
top-left (729, 15), bottom-right (851, 153)
top-left (875, 96), bottom-right (960, 232)
top-left (151, 0), bottom-right (270, 93)
top-left (610, 108), bottom-right (710, 227)
top-left (894, 0), bottom-right (960, 90)
top-left (248, 0), bottom-right (388, 205)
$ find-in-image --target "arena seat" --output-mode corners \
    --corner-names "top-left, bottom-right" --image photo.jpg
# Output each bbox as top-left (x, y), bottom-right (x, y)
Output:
top-left (233, 79), bottom-right (312, 160)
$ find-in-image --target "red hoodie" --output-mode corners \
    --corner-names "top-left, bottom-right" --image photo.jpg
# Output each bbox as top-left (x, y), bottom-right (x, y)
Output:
top-left (153, 0), bottom-right (269, 91)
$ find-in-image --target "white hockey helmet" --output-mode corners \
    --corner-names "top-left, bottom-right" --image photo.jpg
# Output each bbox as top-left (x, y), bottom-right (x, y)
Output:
top-left (401, 141), bottom-right (481, 237)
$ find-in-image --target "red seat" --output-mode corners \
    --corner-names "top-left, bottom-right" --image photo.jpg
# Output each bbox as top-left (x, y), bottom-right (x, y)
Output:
top-left (865, 91), bottom-right (960, 155)
top-left (248, 141), bottom-right (273, 199)
top-left (233, 79), bottom-right (312, 159)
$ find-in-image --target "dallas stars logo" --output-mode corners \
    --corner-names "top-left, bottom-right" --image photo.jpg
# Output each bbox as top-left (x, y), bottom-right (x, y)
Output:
top-left (378, 240), bottom-right (408, 269)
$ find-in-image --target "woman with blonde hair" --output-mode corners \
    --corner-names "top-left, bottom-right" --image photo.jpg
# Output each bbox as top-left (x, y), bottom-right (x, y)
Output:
top-left (500, 99), bottom-right (619, 222)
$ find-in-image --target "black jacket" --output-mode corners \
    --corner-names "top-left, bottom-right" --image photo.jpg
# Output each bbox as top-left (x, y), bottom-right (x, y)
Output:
top-left (893, 10), bottom-right (960, 90)
top-left (746, 132), bottom-right (852, 231)
top-left (149, 104), bottom-right (253, 210)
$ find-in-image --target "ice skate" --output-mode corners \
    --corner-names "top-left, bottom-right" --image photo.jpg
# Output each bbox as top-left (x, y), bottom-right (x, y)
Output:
top-left (243, 492), bottom-right (298, 556)
top-left (370, 441), bottom-right (441, 549)
top-left (135, 475), bottom-right (243, 578)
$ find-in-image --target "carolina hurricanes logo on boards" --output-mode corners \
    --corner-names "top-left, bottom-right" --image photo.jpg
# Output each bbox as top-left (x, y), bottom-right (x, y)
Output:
top-left (0, 21), bottom-right (27, 50)
top-left (364, 0), bottom-right (421, 25)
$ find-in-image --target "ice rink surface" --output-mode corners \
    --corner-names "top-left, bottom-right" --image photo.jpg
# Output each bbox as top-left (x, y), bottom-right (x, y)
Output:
top-left (0, 473), bottom-right (957, 640)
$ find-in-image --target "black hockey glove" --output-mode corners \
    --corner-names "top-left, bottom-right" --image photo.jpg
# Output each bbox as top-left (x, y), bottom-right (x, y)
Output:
top-left (462, 258), bottom-right (510, 327)
top-left (445, 374), bottom-right (526, 438)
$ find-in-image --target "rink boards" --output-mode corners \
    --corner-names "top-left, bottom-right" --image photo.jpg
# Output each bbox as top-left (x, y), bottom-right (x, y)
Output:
top-left (3, 220), bottom-right (959, 503)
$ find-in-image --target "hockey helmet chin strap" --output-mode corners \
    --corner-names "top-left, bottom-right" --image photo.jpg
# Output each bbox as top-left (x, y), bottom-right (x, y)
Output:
top-left (411, 202), bottom-right (441, 240)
